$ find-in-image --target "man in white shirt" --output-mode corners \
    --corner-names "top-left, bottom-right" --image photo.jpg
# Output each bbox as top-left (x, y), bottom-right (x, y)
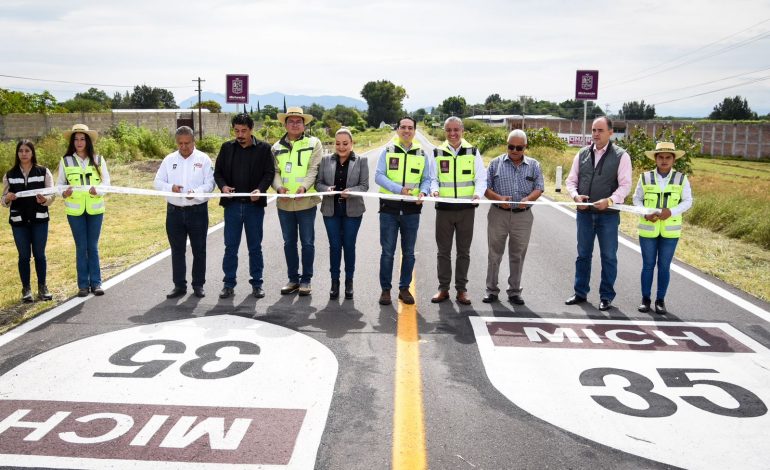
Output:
top-left (154, 126), bottom-right (215, 298)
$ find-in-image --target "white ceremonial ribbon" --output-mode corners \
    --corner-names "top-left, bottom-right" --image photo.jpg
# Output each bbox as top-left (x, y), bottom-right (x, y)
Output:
top-left (12, 185), bottom-right (659, 215)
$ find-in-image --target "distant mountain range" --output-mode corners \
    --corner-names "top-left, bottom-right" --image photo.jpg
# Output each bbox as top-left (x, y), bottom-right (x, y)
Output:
top-left (179, 92), bottom-right (367, 112)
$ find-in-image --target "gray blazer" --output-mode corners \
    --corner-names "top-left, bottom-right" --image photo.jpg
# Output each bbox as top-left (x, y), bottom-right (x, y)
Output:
top-left (315, 152), bottom-right (369, 217)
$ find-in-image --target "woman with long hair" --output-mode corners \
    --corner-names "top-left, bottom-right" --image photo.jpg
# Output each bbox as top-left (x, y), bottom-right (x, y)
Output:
top-left (2, 140), bottom-right (55, 302)
top-left (57, 124), bottom-right (111, 297)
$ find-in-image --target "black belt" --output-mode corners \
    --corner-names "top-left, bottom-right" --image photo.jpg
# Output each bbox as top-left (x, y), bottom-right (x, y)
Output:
top-left (167, 203), bottom-right (207, 211)
top-left (494, 205), bottom-right (530, 213)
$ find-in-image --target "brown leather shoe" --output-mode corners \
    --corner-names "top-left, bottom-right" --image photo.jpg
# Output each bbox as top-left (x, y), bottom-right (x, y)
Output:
top-left (379, 290), bottom-right (391, 305)
top-left (431, 290), bottom-right (449, 303)
top-left (398, 288), bottom-right (415, 305)
top-left (456, 291), bottom-right (471, 305)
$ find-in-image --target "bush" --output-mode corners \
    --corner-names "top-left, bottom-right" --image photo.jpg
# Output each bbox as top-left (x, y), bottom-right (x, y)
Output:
top-left (525, 127), bottom-right (567, 151)
top-left (617, 125), bottom-right (698, 175)
top-left (196, 135), bottom-right (227, 155)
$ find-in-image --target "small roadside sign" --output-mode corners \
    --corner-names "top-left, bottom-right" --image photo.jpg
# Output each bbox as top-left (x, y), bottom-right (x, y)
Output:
top-left (226, 74), bottom-right (249, 104)
top-left (575, 70), bottom-right (599, 100)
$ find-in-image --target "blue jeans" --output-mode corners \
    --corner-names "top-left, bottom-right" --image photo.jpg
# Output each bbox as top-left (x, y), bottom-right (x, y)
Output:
top-left (167, 203), bottom-right (208, 289)
top-left (379, 211), bottom-right (420, 290)
top-left (277, 206), bottom-right (317, 284)
top-left (12, 222), bottom-right (49, 288)
top-left (322, 204), bottom-right (363, 281)
top-left (639, 236), bottom-right (679, 301)
top-left (67, 213), bottom-right (103, 289)
top-left (223, 202), bottom-right (265, 288)
top-left (574, 211), bottom-right (619, 301)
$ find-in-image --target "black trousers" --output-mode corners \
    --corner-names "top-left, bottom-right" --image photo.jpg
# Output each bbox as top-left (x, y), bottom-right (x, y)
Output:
top-left (166, 203), bottom-right (208, 289)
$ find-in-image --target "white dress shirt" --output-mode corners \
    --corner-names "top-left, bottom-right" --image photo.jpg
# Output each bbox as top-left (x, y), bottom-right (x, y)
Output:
top-left (154, 148), bottom-right (215, 206)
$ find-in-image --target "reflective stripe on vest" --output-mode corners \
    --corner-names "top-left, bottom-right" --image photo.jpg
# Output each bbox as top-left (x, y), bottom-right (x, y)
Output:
top-left (434, 141), bottom-right (476, 199)
top-left (638, 170), bottom-right (685, 238)
top-left (274, 136), bottom-right (317, 193)
top-left (379, 140), bottom-right (426, 196)
top-left (62, 155), bottom-right (105, 216)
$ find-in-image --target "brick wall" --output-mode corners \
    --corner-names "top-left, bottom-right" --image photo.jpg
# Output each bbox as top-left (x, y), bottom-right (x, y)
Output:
top-left (508, 118), bottom-right (770, 160)
top-left (0, 112), bottom-right (235, 140)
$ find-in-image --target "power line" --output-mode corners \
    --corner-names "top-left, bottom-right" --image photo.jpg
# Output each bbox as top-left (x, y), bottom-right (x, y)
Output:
top-left (0, 73), bottom-right (191, 89)
top-left (652, 74), bottom-right (770, 106)
top-left (641, 65), bottom-right (770, 99)
top-left (604, 18), bottom-right (770, 88)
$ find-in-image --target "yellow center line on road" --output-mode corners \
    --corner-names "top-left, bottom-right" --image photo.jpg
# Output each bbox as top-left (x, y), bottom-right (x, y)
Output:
top-left (392, 273), bottom-right (427, 470)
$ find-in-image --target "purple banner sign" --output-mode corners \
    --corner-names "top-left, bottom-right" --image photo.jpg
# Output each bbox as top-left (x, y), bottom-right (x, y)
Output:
top-left (226, 74), bottom-right (249, 104)
top-left (575, 70), bottom-right (598, 100)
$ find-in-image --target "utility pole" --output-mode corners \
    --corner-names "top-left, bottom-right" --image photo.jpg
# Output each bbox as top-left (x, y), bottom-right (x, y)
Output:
top-left (193, 77), bottom-right (206, 140)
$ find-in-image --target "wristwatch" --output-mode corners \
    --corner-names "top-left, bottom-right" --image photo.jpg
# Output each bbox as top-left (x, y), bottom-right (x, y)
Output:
top-left (606, 198), bottom-right (614, 207)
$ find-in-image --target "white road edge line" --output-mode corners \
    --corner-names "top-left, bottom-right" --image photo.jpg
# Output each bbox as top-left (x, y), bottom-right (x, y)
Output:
top-left (542, 196), bottom-right (770, 323)
top-left (0, 196), bottom-right (279, 348)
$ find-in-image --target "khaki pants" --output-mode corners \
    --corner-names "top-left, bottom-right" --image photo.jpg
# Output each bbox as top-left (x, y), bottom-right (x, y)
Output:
top-left (435, 207), bottom-right (476, 292)
top-left (486, 207), bottom-right (534, 296)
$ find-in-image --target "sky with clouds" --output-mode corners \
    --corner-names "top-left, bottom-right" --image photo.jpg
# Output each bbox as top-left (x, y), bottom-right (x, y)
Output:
top-left (1, 0), bottom-right (769, 117)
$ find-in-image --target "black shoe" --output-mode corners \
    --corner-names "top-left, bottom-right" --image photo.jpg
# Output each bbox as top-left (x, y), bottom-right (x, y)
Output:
top-left (330, 280), bottom-right (340, 299)
top-left (22, 286), bottom-right (33, 303)
top-left (655, 299), bottom-right (668, 315)
top-left (599, 299), bottom-right (612, 311)
top-left (219, 287), bottom-right (234, 299)
top-left (38, 285), bottom-right (52, 301)
top-left (193, 287), bottom-right (205, 298)
top-left (344, 280), bottom-right (353, 299)
top-left (281, 282), bottom-right (300, 295)
top-left (91, 285), bottom-right (104, 296)
top-left (482, 293), bottom-right (498, 303)
top-left (509, 294), bottom-right (525, 305)
top-left (252, 287), bottom-right (265, 298)
top-left (77, 287), bottom-right (89, 297)
top-left (565, 295), bottom-right (587, 305)
top-left (379, 290), bottom-right (391, 305)
top-left (638, 298), bottom-right (651, 313)
top-left (166, 287), bottom-right (187, 299)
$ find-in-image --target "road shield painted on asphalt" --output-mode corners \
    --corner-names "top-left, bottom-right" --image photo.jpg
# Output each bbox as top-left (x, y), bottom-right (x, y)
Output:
top-left (0, 315), bottom-right (338, 469)
top-left (470, 317), bottom-right (770, 469)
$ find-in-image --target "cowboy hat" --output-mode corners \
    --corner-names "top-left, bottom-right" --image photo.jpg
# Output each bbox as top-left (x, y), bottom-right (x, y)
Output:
top-left (64, 123), bottom-right (98, 142)
top-left (644, 141), bottom-right (685, 159)
top-left (277, 106), bottom-right (314, 125)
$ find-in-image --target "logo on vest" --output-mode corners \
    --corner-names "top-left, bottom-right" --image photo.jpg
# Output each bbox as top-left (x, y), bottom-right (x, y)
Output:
top-left (389, 157), bottom-right (400, 170)
top-left (440, 160), bottom-right (450, 173)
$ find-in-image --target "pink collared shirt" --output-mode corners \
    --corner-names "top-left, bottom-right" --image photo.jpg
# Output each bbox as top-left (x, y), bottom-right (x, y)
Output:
top-left (565, 143), bottom-right (633, 204)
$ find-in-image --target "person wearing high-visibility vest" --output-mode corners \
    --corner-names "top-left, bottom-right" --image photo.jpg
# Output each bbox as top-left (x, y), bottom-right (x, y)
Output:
top-left (2, 140), bottom-right (55, 302)
top-left (374, 116), bottom-right (437, 306)
top-left (429, 117), bottom-right (487, 306)
top-left (57, 124), bottom-right (111, 298)
top-left (272, 107), bottom-right (323, 297)
top-left (633, 142), bottom-right (693, 315)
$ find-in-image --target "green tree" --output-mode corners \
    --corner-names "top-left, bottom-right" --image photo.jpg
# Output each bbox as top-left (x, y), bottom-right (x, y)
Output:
top-left (413, 108), bottom-right (427, 122)
top-left (323, 105), bottom-right (366, 128)
top-left (360, 80), bottom-right (407, 127)
top-left (261, 105), bottom-right (280, 120)
top-left (0, 88), bottom-right (61, 114)
top-left (127, 85), bottom-right (177, 109)
top-left (190, 100), bottom-right (222, 113)
top-left (305, 103), bottom-right (326, 121)
top-left (484, 94), bottom-right (502, 107)
top-left (61, 98), bottom-right (108, 112)
top-left (709, 95), bottom-right (757, 120)
top-left (440, 95), bottom-right (468, 117)
top-left (557, 99), bottom-right (602, 119)
top-left (619, 100), bottom-right (655, 120)
top-left (617, 125), bottom-right (697, 175)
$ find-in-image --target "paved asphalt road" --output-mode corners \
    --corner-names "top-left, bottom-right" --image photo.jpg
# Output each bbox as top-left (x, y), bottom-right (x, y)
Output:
top-left (1, 133), bottom-right (768, 470)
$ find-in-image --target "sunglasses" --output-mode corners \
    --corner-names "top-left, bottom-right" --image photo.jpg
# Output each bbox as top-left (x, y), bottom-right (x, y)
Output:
top-left (508, 144), bottom-right (525, 151)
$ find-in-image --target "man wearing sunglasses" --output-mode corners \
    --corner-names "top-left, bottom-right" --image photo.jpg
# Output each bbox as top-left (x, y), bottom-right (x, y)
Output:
top-left (564, 116), bottom-right (632, 311)
top-left (483, 129), bottom-right (544, 305)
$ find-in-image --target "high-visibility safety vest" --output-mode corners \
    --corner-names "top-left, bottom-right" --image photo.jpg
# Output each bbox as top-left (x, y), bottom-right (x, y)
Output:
top-left (6, 165), bottom-right (49, 226)
top-left (61, 155), bottom-right (105, 216)
top-left (379, 138), bottom-right (426, 197)
top-left (638, 170), bottom-right (686, 238)
top-left (274, 134), bottom-right (319, 193)
top-left (434, 139), bottom-right (476, 199)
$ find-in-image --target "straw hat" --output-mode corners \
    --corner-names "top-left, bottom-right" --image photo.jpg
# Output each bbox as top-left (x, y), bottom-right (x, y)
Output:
top-left (64, 123), bottom-right (98, 142)
top-left (277, 106), bottom-right (314, 125)
top-left (644, 141), bottom-right (685, 159)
